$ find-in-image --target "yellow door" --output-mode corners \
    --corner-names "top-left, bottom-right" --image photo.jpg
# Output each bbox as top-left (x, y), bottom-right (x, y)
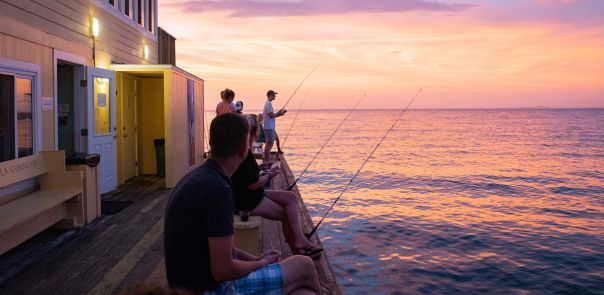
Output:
top-left (121, 75), bottom-right (138, 182)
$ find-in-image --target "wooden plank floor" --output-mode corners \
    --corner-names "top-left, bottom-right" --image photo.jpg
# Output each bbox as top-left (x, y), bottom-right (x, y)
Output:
top-left (0, 155), bottom-right (340, 295)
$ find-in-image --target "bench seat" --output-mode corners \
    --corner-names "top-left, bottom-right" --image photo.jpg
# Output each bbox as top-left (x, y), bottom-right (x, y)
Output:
top-left (0, 151), bottom-right (85, 255)
top-left (0, 188), bottom-right (82, 234)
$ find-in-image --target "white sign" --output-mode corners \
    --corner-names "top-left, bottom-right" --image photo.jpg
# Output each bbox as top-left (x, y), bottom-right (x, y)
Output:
top-left (42, 97), bottom-right (53, 110)
top-left (97, 93), bottom-right (107, 107)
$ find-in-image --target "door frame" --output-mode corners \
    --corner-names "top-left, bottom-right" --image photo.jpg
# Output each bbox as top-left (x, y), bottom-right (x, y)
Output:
top-left (53, 49), bottom-right (87, 151)
top-left (117, 73), bottom-right (139, 183)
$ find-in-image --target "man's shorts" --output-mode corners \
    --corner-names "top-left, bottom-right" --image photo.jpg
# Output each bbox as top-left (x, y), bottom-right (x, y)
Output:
top-left (264, 129), bottom-right (276, 144)
top-left (205, 263), bottom-right (283, 295)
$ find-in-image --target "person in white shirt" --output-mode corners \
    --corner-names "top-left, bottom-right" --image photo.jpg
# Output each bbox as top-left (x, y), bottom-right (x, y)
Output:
top-left (262, 90), bottom-right (286, 162)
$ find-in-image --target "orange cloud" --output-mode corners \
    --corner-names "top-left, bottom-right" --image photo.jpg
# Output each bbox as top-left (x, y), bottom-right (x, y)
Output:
top-left (159, 2), bottom-right (604, 109)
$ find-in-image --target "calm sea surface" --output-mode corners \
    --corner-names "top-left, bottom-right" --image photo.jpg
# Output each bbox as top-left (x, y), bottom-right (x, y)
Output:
top-left (212, 109), bottom-right (604, 294)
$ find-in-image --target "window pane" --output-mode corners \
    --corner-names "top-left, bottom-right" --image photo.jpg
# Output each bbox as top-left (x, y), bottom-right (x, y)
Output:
top-left (0, 74), bottom-right (15, 162)
top-left (109, 0), bottom-right (115, 5)
top-left (147, 0), bottom-right (153, 32)
top-left (94, 77), bottom-right (111, 134)
top-left (138, 0), bottom-right (143, 25)
top-left (125, 0), bottom-right (130, 17)
top-left (16, 78), bottom-right (33, 158)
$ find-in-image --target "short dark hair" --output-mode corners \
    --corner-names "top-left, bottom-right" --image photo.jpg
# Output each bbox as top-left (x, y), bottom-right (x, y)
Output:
top-left (210, 113), bottom-right (249, 159)
top-left (223, 88), bottom-right (235, 101)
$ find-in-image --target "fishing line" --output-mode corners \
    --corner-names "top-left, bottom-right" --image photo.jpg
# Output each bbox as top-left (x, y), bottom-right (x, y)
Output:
top-left (281, 90), bottom-right (309, 150)
top-left (305, 88), bottom-right (422, 239)
top-left (287, 93), bottom-right (366, 191)
top-left (279, 64), bottom-right (319, 112)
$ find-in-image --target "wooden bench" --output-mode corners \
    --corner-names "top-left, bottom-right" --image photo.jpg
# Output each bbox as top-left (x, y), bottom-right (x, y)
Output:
top-left (0, 151), bottom-right (85, 255)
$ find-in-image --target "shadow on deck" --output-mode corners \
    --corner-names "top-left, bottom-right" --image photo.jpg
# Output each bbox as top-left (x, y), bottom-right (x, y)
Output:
top-left (0, 156), bottom-right (340, 294)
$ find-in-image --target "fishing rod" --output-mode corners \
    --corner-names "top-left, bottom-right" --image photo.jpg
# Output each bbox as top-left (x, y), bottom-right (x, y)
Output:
top-left (281, 90), bottom-right (309, 150)
top-left (279, 64), bottom-right (319, 112)
top-left (287, 93), bottom-right (366, 191)
top-left (305, 88), bottom-right (423, 239)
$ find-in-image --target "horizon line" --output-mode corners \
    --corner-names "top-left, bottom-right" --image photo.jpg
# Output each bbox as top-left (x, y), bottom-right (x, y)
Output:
top-left (206, 107), bottom-right (604, 112)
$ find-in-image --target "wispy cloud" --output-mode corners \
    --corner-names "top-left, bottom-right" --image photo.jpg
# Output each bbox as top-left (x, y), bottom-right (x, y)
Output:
top-left (164, 0), bottom-right (476, 17)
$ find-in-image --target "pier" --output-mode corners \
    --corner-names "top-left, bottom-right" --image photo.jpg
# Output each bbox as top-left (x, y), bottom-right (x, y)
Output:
top-left (0, 155), bottom-right (341, 294)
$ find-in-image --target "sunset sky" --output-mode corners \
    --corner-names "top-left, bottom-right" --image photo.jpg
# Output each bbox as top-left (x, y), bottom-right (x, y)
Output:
top-left (158, 0), bottom-right (604, 109)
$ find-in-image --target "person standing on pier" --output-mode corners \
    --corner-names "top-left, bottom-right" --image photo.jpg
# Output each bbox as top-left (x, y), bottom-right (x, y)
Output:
top-left (262, 90), bottom-right (286, 162)
top-left (164, 113), bottom-right (321, 294)
top-left (216, 88), bottom-right (236, 115)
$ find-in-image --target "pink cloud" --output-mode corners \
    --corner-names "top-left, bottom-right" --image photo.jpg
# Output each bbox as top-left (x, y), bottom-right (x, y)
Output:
top-left (164, 0), bottom-right (476, 17)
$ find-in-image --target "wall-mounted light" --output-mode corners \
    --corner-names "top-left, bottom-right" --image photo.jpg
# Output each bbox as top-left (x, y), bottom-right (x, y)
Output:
top-left (92, 17), bottom-right (100, 38)
top-left (143, 45), bottom-right (150, 60)
top-left (91, 17), bottom-right (100, 67)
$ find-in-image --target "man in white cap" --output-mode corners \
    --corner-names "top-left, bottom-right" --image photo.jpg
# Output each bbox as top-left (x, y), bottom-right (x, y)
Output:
top-left (262, 90), bottom-right (286, 162)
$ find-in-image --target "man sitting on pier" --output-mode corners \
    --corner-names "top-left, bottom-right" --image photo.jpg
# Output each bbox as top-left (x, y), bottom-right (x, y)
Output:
top-left (164, 113), bottom-right (321, 294)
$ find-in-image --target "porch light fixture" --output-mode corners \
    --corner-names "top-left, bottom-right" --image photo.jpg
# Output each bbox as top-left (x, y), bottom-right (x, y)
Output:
top-left (91, 17), bottom-right (100, 66)
top-left (92, 17), bottom-right (100, 38)
top-left (143, 45), bottom-right (150, 60)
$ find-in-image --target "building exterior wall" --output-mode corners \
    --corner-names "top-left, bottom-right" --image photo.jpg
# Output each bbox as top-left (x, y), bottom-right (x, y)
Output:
top-left (165, 70), bottom-right (204, 188)
top-left (0, 34), bottom-right (54, 150)
top-left (0, 0), bottom-right (158, 67)
top-left (0, 0), bottom-right (159, 153)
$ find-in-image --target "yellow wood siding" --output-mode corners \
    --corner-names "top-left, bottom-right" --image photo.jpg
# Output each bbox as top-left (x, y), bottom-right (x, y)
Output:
top-left (0, 33), bottom-right (55, 150)
top-left (164, 71), bottom-right (204, 188)
top-left (0, 0), bottom-right (158, 67)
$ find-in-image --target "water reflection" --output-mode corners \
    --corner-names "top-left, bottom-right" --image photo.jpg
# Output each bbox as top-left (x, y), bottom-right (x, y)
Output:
top-left (207, 109), bottom-right (604, 293)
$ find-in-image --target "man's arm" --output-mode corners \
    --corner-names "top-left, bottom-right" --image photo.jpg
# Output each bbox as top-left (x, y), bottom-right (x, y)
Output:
top-left (233, 247), bottom-right (258, 261)
top-left (208, 235), bottom-right (280, 281)
top-left (268, 109), bottom-right (285, 118)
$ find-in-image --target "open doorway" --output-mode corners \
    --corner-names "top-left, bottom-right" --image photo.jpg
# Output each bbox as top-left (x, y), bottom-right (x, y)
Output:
top-left (56, 62), bottom-right (85, 155)
top-left (117, 73), bottom-right (139, 183)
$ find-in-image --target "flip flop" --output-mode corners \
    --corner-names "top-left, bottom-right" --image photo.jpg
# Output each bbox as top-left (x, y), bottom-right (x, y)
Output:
top-left (295, 245), bottom-right (324, 260)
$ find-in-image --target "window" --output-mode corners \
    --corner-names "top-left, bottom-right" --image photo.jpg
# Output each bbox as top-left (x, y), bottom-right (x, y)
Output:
top-left (93, 77), bottom-right (111, 135)
top-left (0, 73), bottom-right (35, 162)
top-left (137, 0), bottom-right (143, 26)
top-left (0, 75), bottom-right (15, 161)
top-left (147, 0), bottom-right (154, 33)
top-left (93, 0), bottom-right (155, 38)
top-left (125, 0), bottom-right (130, 17)
top-left (16, 78), bottom-right (33, 158)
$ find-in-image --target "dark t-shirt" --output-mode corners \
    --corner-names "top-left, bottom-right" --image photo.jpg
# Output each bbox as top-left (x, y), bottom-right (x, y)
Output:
top-left (164, 158), bottom-right (234, 292)
top-left (231, 151), bottom-right (265, 212)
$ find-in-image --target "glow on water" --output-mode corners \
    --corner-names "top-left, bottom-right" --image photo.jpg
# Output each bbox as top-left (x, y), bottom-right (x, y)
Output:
top-left (207, 109), bottom-right (604, 293)
top-left (277, 109), bottom-right (604, 294)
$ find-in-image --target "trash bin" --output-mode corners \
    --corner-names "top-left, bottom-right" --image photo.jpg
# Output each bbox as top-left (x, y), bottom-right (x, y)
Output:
top-left (154, 138), bottom-right (166, 177)
top-left (65, 153), bottom-right (101, 224)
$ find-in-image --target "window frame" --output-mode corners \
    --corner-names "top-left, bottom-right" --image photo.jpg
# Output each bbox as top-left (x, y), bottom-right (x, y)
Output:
top-left (92, 0), bottom-right (157, 40)
top-left (0, 57), bottom-right (42, 163)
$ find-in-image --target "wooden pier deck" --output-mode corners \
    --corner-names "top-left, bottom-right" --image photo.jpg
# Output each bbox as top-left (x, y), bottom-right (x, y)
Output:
top-left (0, 155), bottom-right (340, 294)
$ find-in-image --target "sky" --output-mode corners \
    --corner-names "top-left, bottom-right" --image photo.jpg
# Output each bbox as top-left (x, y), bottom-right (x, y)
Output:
top-left (158, 0), bottom-right (604, 110)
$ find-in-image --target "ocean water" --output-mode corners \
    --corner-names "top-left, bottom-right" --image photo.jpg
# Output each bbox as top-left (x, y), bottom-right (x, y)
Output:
top-left (209, 109), bottom-right (604, 294)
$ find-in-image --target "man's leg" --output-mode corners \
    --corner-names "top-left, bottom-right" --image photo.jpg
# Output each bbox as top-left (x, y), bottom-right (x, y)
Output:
top-left (264, 140), bottom-right (273, 162)
top-left (280, 256), bottom-right (321, 295)
top-left (261, 190), bottom-right (315, 250)
top-left (276, 131), bottom-right (283, 153)
top-left (264, 129), bottom-right (276, 162)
